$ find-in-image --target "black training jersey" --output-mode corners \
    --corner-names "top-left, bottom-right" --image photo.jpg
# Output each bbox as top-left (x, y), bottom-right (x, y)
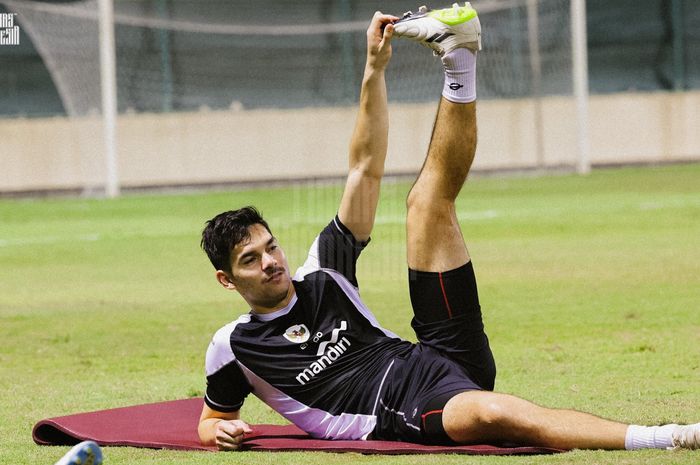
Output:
top-left (204, 217), bottom-right (413, 440)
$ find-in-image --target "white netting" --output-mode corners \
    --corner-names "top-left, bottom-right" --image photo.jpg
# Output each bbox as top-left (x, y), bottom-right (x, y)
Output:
top-left (3, 0), bottom-right (573, 117)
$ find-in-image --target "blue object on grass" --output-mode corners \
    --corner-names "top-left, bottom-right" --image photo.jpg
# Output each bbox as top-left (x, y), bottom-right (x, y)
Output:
top-left (54, 440), bottom-right (103, 465)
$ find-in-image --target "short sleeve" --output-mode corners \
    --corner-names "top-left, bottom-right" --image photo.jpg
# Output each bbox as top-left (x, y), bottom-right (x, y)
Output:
top-left (294, 215), bottom-right (369, 286)
top-left (205, 362), bottom-right (251, 412)
top-left (204, 326), bottom-right (252, 412)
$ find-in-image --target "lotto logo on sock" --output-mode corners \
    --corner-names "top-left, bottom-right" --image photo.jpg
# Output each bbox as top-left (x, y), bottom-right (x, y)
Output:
top-left (448, 83), bottom-right (464, 90)
top-left (0, 13), bottom-right (20, 46)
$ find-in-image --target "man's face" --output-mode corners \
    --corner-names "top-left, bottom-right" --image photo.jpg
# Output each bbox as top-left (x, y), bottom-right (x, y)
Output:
top-left (222, 223), bottom-right (292, 312)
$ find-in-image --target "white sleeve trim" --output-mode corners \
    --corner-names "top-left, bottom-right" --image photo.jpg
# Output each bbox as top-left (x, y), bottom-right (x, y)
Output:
top-left (332, 217), bottom-right (344, 234)
top-left (294, 236), bottom-right (321, 281)
top-left (204, 314), bottom-right (251, 376)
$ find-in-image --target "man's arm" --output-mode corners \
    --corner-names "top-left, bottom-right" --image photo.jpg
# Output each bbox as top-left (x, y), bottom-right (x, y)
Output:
top-left (337, 12), bottom-right (398, 242)
top-left (198, 404), bottom-right (252, 451)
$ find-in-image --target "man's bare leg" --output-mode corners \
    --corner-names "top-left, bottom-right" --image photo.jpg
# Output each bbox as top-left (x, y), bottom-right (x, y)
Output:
top-left (443, 391), bottom-right (627, 449)
top-left (406, 98), bottom-right (475, 272)
top-left (396, 3), bottom-right (481, 271)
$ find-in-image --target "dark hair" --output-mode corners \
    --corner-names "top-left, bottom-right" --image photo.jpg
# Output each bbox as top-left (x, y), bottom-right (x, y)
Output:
top-left (201, 206), bottom-right (272, 273)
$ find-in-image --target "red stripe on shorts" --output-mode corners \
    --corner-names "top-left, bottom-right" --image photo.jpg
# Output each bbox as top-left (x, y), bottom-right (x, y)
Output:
top-left (438, 272), bottom-right (454, 319)
top-left (421, 409), bottom-right (444, 430)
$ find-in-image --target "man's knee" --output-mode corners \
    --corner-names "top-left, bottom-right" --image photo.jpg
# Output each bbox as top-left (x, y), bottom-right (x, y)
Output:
top-left (445, 392), bottom-right (500, 420)
top-left (406, 189), bottom-right (454, 222)
top-left (472, 394), bottom-right (510, 427)
top-left (443, 392), bottom-right (511, 442)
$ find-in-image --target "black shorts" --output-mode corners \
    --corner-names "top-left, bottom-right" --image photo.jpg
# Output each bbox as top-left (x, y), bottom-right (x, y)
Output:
top-left (371, 261), bottom-right (496, 444)
top-left (409, 261), bottom-right (496, 392)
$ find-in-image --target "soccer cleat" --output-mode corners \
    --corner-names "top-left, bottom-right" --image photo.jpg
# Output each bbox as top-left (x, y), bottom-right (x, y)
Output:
top-left (670, 423), bottom-right (700, 450)
top-left (393, 3), bottom-right (482, 55)
top-left (54, 441), bottom-right (103, 465)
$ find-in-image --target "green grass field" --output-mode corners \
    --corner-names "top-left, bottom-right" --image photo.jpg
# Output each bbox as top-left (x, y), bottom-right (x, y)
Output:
top-left (1, 164), bottom-right (698, 465)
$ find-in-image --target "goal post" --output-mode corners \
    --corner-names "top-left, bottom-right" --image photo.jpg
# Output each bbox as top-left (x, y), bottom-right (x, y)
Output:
top-left (98, 0), bottom-right (119, 198)
top-left (571, 0), bottom-right (591, 175)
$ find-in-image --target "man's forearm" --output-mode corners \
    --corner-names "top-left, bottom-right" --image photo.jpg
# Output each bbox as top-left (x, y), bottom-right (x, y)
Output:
top-left (338, 12), bottom-right (396, 241)
top-left (348, 65), bottom-right (389, 178)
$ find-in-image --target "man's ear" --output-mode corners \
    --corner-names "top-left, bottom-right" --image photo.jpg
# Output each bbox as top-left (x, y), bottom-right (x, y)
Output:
top-left (216, 270), bottom-right (236, 291)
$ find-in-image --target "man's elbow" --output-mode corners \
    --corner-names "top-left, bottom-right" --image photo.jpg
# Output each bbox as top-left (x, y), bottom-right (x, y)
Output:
top-left (349, 164), bottom-right (383, 184)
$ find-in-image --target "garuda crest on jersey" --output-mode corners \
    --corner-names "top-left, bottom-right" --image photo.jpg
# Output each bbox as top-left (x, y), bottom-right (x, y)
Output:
top-left (283, 324), bottom-right (310, 343)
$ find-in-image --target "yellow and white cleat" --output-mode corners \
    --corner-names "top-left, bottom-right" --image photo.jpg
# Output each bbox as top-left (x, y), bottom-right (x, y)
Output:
top-left (393, 3), bottom-right (482, 55)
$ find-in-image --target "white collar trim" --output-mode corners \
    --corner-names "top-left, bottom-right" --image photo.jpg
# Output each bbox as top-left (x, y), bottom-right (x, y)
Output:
top-left (251, 292), bottom-right (298, 321)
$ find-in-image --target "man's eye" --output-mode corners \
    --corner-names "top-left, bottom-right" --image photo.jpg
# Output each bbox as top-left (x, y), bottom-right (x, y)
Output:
top-left (269, 245), bottom-right (277, 251)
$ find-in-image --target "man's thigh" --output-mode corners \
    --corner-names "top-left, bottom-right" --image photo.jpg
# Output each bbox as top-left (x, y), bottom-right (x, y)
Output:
top-left (408, 261), bottom-right (496, 390)
top-left (372, 345), bottom-right (481, 444)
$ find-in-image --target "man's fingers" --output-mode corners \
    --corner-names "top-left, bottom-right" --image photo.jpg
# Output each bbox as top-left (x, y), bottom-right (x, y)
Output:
top-left (215, 421), bottom-right (249, 451)
top-left (373, 11), bottom-right (400, 22)
top-left (383, 23), bottom-right (395, 42)
top-left (215, 431), bottom-right (243, 451)
top-left (216, 427), bottom-right (243, 444)
top-left (370, 11), bottom-right (399, 37)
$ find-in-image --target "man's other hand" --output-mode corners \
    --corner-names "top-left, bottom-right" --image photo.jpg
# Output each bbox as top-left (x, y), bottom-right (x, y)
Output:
top-left (214, 419), bottom-right (253, 451)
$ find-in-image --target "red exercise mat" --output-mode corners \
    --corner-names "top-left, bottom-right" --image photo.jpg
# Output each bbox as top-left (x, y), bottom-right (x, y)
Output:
top-left (33, 398), bottom-right (564, 455)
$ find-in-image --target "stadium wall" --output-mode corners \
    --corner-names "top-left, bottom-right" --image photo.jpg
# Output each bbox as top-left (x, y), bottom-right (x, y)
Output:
top-left (2, 90), bottom-right (699, 194)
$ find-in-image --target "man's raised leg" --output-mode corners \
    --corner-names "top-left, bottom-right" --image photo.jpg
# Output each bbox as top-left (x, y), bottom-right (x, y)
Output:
top-left (406, 98), bottom-right (475, 272)
top-left (397, 3), bottom-right (496, 393)
top-left (393, 3), bottom-right (482, 271)
top-left (400, 44), bottom-right (630, 448)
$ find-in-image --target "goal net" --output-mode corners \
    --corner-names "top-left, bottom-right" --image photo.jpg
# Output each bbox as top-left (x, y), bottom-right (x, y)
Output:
top-left (3, 0), bottom-right (580, 196)
top-left (5, 0), bottom-right (573, 114)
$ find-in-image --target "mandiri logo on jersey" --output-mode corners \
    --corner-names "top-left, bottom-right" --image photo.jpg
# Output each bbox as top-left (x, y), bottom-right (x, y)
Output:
top-left (294, 321), bottom-right (351, 385)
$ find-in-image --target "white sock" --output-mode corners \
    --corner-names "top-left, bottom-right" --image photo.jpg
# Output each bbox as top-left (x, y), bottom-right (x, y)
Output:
top-left (440, 47), bottom-right (477, 103)
top-left (625, 424), bottom-right (677, 450)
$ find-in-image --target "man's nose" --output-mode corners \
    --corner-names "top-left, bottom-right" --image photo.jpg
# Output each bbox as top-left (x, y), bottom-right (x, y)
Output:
top-left (262, 252), bottom-right (277, 270)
